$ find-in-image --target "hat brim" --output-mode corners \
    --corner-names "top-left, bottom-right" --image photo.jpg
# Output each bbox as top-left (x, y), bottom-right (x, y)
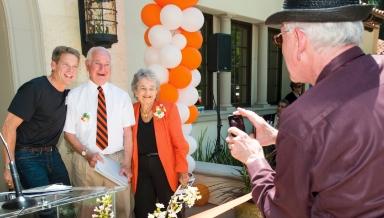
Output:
top-left (265, 4), bottom-right (373, 25)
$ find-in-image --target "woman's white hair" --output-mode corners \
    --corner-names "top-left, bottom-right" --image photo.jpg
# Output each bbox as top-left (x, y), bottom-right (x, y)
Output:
top-left (131, 68), bottom-right (160, 96)
top-left (285, 21), bottom-right (363, 53)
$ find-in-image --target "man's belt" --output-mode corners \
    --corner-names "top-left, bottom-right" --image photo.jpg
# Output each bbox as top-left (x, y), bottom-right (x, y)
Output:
top-left (16, 145), bottom-right (55, 153)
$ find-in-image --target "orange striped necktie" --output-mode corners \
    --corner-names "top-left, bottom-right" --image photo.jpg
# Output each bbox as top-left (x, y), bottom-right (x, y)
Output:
top-left (96, 86), bottom-right (108, 150)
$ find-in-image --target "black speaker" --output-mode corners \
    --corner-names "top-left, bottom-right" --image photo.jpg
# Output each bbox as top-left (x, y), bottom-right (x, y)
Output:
top-left (207, 33), bottom-right (232, 72)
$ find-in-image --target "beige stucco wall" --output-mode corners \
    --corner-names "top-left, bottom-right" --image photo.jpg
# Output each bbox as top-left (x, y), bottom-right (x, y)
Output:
top-left (1, 0), bottom-right (45, 90)
top-left (37, 0), bottom-right (131, 91)
top-left (361, 28), bottom-right (379, 54)
top-left (0, 1), bottom-right (13, 126)
top-left (199, 0), bottom-right (282, 23)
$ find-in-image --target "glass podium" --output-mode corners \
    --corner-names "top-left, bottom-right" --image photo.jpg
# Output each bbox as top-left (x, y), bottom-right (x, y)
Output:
top-left (0, 186), bottom-right (125, 217)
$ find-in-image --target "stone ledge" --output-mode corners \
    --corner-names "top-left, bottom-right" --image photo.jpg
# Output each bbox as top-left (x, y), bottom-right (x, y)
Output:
top-left (194, 161), bottom-right (242, 180)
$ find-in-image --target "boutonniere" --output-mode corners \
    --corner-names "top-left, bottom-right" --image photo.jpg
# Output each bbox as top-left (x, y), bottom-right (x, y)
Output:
top-left (153, 104), bottom-right (166, 119)
top-left (81, 113), bottom-right (90, 122)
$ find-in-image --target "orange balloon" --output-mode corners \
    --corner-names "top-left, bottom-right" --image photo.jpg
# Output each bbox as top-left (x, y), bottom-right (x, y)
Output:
top-left (141, 3), bottom-right (161, 27)
top-left (181, 47), bottom-right (202, 69)
top-left (174, 0), bottom-right (198, 9)
top-left (155, 0), bottom-right (198, 9)
top-left (180, 30), bottom-right (203, 49)
top-left (154, 0), bottom-right (172, 7)
top-left (169, 66), bottom-right (192, 89)
top-left (144, 28), bottom-right (151, 46)
top-left (186, 105), bottom-right (199, 123)
top-left (158, 83), bottom-right (178, 103)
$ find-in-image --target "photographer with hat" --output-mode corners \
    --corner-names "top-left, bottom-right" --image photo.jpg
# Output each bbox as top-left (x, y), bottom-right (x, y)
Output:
top-left (226, 1), bottom-right (384, 217)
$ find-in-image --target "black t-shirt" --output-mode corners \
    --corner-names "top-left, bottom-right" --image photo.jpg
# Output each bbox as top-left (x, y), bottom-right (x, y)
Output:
top-left (137, 116), bottom-right (158, 155)
top-left (284, 92), bottom-right (298, 104)
top-left (8, 76), bottom-right (69, 147)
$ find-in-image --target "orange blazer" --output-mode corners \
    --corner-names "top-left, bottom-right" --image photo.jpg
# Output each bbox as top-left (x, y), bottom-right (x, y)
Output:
top-left (131, 101), bottom-right (189, 193)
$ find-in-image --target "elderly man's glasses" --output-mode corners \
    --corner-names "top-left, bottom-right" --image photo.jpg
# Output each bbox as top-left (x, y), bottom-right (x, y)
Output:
top-left (273, 30), bottom-right (290, 48)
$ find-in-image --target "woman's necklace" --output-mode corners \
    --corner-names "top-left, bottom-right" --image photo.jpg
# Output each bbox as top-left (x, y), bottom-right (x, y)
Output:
top-left (141, 107), bottom-right (152, 119)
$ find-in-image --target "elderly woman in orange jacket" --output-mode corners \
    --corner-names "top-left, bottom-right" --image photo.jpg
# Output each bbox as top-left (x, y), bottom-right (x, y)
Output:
top-left (131, 68), bottom-right (189, 218)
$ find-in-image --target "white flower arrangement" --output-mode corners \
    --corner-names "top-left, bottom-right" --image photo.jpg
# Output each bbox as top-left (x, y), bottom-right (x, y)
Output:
top-left (92, 194), bottom-right (114, 218)
top-left (153, 104), bottom-right (166, 119)
top-left (148, 185), bottom-right (201, 218)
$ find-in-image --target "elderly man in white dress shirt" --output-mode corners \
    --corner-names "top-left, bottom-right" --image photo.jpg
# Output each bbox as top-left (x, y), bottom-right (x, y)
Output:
top-left (64, 46), bottom-right (135, 217)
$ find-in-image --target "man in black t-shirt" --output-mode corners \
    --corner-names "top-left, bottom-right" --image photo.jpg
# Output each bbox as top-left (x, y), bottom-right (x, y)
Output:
top-left (2, 46), bottom-right (80, 194)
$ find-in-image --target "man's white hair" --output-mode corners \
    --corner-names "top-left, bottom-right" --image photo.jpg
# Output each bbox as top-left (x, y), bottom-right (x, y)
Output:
top-left (285, 21), bottom-right (363, 53)
top-left (86, 46), bottom-right (111, 61)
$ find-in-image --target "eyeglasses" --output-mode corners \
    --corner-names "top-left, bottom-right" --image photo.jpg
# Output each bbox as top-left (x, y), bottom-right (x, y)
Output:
top-left (273, 29), bottom-right (290, 48)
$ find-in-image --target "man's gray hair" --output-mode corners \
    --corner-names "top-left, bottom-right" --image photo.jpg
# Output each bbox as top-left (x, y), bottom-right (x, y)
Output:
top-left (131, 68), bottom-right (160, 95)
top-left (285, 21), bottom-right (363, 53)
top-left (86, 46), bottom-right (111, 61)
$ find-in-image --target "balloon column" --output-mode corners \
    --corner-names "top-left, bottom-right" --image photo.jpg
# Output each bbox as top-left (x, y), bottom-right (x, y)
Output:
top-left (141, 0), bottom-right (204, 173)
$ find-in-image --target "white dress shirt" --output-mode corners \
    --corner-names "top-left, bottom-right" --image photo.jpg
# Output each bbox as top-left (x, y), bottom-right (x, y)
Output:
top-left (64, 81), bottom-right (135, 154)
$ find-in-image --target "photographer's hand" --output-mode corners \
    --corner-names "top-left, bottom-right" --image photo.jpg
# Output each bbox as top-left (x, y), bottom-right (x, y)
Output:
top-left (226, 127), bottom-right (265, 164)
top-left (234, 107), bottom-right (278, 146)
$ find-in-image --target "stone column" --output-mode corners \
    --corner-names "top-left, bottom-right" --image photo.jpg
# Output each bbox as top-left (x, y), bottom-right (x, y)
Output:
top-left (217, 15), bottom-right (232, 108)
top-left (257, 25), bottom-right (269, 105)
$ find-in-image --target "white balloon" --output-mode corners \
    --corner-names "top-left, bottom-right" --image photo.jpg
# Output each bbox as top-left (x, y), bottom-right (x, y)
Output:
top-left (176, 103), bottom-right (190, 124)
top-left (191, 69), bottom-right (201, 87)
top-left (181, 7), bottom-right (204, 32)
top-left (178, 85), bottom-right (199, 106)
top-left (186, 135), bottom-right (197, 155)
top-left (160, 4), bottom-right (183, 30)
top-left (182, 124), bottom-right (192, 135)
top-left (144, 47), bottom-right (160, 66)
top-left (159, 45), bottom-right (182, 68)
top-left (148, 64), bottom-right (169, 84)
top-left (173, 29), bottom-right (181, 34)
top-left (187, 155), bottom-right (196, 173)
top-left (148, 25), bottom-right (172, 49)
top-left (171, 33), bottom-right (187, 50)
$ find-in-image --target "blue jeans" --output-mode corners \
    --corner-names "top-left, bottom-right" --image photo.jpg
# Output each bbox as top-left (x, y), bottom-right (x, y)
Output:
top-left (15, 147), bottom-right (70, 189)
top-left (15, 147), bottom-right (71, 218)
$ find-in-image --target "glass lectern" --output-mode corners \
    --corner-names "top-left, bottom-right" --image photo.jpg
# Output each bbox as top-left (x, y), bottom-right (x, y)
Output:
top-left (0, 186), bottom-right (125, 217)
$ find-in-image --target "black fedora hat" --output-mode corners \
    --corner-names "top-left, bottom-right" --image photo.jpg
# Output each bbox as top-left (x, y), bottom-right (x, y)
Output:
top-left (265, 0), bottom-right (374, 25)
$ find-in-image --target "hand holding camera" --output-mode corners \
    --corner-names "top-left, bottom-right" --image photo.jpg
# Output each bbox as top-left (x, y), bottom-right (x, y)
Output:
top-left (228, 115), bottom-right (246, 137)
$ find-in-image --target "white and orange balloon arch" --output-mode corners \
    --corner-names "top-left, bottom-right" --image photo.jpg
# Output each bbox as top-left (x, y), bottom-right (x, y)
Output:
top-left (141, 0), bottom-right (204, 172)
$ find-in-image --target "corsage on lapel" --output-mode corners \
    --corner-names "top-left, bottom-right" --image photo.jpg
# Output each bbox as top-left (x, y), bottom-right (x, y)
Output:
top-left (81, 112), bottom-right (90, 122)
top-left (153, 104), bottom-right (166, 119)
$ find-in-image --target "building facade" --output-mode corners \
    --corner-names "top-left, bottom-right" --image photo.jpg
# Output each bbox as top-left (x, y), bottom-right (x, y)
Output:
top-left (0, 0), bottom-right (379, 191)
